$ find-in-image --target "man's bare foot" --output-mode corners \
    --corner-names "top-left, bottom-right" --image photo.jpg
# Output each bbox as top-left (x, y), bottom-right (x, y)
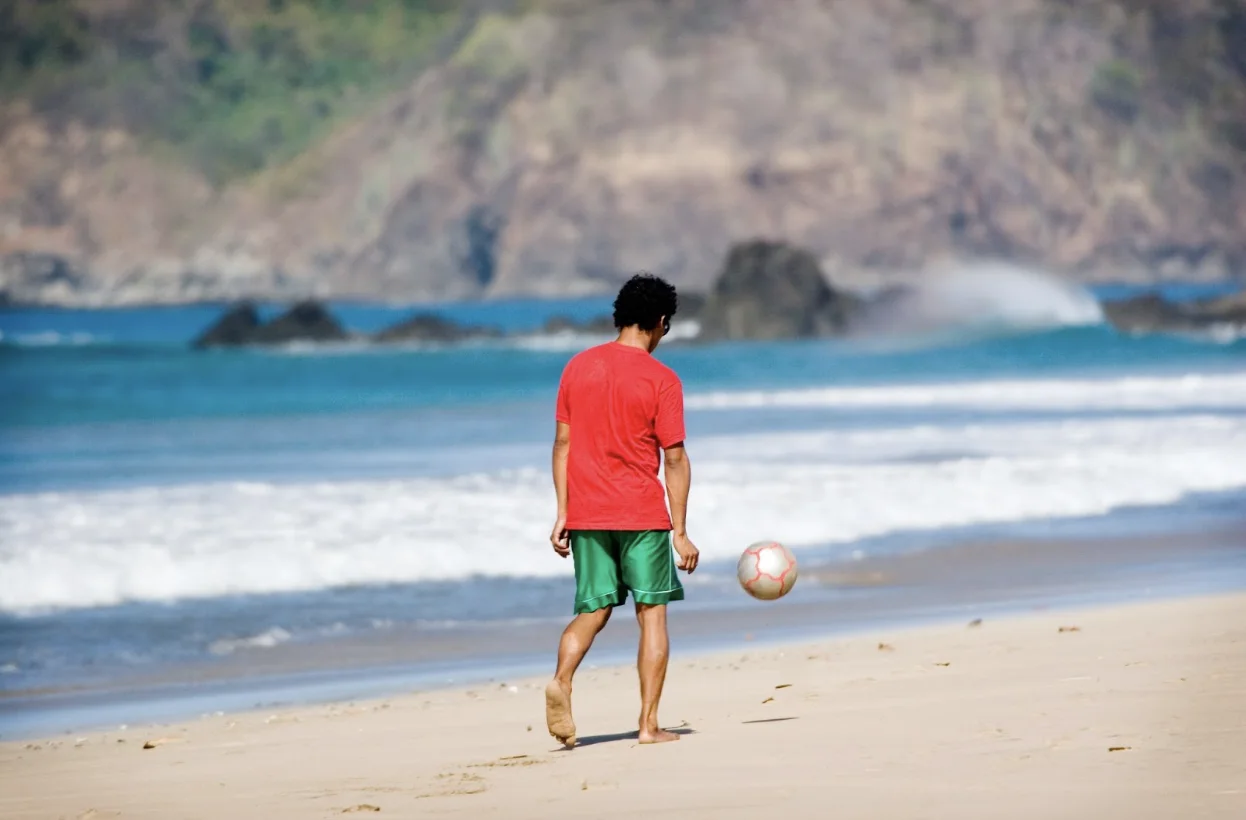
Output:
top-left (544, 679), bottom-right (576, 748)
top-left (638, 726), bottom-right (680, 744)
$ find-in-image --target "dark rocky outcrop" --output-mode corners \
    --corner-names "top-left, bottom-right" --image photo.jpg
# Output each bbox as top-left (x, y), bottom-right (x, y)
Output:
top-left (1100, 293), bottom-right (1196, 333)
top-left (189, 282), bottom-right (707, 350)
top-left (540, 314), bottom-right (617, 335)
top-left (1194, 290), bottom-right (1246, 322)
top-left (372, 313), bottom-right (500, 343)
top-left (192, 300), bottom-right (348, 348)
top-left (539, 291), bottom-right (704, 336)
top-left (191, 302), bottom-right (263, 348)
top-left (675, 292), bottom-right (707, 321)
top-left (697, 240), bottom-right (860, 341)
top-left (249, 300), bottom-right (349, 345)
top-left (1102, 290), bottom-right (1246, 334)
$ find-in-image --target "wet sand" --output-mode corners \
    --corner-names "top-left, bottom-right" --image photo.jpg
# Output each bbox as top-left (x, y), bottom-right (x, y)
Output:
top-left (3, 523), bottom-right (1244, 740)
top-left (2, 591), bottom-right (1244, 819)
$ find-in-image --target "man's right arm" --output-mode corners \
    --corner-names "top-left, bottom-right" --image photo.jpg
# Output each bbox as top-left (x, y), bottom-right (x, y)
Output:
top-left (551, 366), bottom-right (572, 557)
top-left (552, 421), bottom-right (571, 527)
top-left (663, 444), bottom-right (699, 573)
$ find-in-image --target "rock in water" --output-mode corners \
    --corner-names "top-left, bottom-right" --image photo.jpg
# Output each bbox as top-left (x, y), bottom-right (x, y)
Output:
top-left (1100, 293), bottom-right (1194, 333)
top-left (1193, 290), bottom-right (1246, 323)
top-left (192, 300), bottom-right (348, 348)
top-left (540, 315), bottom-right (617, 335)
top-left (191, 302), bottom-right (262, 349)
top-left (372, 313), bottom-right (500, 343)
top-left (539, 294), bottom-right (703, 337)
top-left (698, 240), bottom-right (855, 341)
top-left (1102, 290), bottom-right (1246, 334)
top-left (249, 300), bottom-right (349, 345)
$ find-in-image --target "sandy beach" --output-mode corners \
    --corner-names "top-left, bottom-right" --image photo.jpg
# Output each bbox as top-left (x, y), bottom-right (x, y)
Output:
top-left (2, 591), bottom-right (1243, 820)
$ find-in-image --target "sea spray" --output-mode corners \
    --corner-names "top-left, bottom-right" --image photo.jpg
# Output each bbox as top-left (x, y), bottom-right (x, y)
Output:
top-left (848, 262), bottom-right (1105, 339)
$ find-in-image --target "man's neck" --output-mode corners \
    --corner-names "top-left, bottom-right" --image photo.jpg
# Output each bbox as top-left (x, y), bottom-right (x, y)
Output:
top-left (615, 326), bottom-right (656, 352)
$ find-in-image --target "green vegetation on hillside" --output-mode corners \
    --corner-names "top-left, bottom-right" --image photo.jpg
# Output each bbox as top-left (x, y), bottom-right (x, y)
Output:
top-left (0, 1), bottom-right (90, 79)
top-left (1, 0), bottom-right (467, 182)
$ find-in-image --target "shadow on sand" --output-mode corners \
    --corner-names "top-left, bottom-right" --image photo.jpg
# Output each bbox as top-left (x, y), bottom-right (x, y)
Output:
top-left (558, 725), bottom-right (696, 749)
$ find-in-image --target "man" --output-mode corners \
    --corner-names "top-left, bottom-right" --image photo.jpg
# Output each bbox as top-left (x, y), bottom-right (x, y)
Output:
top-left (545, 273), bottom-right (700, 748)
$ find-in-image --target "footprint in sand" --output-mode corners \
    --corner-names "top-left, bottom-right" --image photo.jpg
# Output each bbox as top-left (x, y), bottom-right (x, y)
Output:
top-left (415, 772), bottom-right (487, 799)
top-left (467, 755), bottom-right (548, 769)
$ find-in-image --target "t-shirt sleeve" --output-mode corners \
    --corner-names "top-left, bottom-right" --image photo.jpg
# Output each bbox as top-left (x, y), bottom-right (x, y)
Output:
top-left (654, 373), bottom-right (685, 448)
top-left (555, 364), bottom-right (572, 423)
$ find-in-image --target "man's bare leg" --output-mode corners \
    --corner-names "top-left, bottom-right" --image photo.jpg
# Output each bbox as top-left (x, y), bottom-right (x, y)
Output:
top-left (546, 607), bottom-right (612, 747)
top-left (635, 602), bottom-right (679, 743)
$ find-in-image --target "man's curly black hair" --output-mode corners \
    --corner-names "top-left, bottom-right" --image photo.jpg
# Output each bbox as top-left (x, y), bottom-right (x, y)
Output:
top-left (612, 273), bottom-right (678, 331)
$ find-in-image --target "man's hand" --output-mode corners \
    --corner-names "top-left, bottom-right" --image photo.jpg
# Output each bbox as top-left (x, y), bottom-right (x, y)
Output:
top-left (672, 532), bottom-right (699, 573)
top-left (550, 516), bottom-right (570, 558)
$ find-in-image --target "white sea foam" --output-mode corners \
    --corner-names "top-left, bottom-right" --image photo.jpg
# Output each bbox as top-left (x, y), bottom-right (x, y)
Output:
top-left (1205, 324), bottom-right (1246, 345)
top-left (208, 627), bottom-right (292, 656)
top-left (3, 401), bottom-right (1246, 613)
top-left (490, 320), bottom-right (700, 352)
top-left (685, 371), bottom-right (1246, 412)
top-left (507, 331), bottom-right (613, 352)
top-left (1, 331), bottom-right (105, 348)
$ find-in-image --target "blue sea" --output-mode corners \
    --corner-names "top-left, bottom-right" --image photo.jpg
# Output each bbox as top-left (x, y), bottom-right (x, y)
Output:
top-left (2, 271), bottom-right (1245, 730)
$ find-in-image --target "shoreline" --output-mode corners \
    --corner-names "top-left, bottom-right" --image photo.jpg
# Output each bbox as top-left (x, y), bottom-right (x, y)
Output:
top-left (2, 590), bottom-right (1243, 819)
top-left (4, 522), bottom-right (1243, 742)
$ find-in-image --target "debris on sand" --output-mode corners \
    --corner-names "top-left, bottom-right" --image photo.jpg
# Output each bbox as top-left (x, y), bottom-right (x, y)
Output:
top-left (141, 738), bottom-right (180, 750)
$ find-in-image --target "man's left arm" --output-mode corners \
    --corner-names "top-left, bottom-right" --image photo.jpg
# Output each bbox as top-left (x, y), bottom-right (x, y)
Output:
top-left (656, 375), bottom-right (698, 572)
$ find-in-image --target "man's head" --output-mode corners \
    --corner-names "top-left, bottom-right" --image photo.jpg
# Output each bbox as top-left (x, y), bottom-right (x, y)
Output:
top-left (612, 273), bottom-right (678, 351)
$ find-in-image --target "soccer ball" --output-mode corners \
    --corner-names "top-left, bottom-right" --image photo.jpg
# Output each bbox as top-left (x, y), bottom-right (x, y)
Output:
top-left (736, 541), bottom-right (798, 601)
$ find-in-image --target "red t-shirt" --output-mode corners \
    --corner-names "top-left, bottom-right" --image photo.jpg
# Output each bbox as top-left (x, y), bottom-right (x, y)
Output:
top-left (555, 341), bottom-right (686, 531)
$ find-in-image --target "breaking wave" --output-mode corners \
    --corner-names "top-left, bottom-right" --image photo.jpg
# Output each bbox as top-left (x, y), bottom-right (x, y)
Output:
top-left (4, 370), bottom-right (1246, 613)
top-left (849, 263), bottom-right (1105, 338)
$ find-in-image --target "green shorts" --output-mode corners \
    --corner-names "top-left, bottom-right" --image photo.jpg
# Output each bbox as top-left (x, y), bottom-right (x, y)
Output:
top-left (570, 530), bottom-right (685, 614)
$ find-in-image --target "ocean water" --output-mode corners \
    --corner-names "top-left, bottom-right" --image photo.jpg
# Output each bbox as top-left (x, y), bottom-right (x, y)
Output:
top-left (1, 275), bottom-right (1245, 698)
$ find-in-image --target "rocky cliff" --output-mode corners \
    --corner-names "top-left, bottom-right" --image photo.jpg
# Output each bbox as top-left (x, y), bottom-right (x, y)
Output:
top-left (2, 0), bottom-right (1245, 306)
